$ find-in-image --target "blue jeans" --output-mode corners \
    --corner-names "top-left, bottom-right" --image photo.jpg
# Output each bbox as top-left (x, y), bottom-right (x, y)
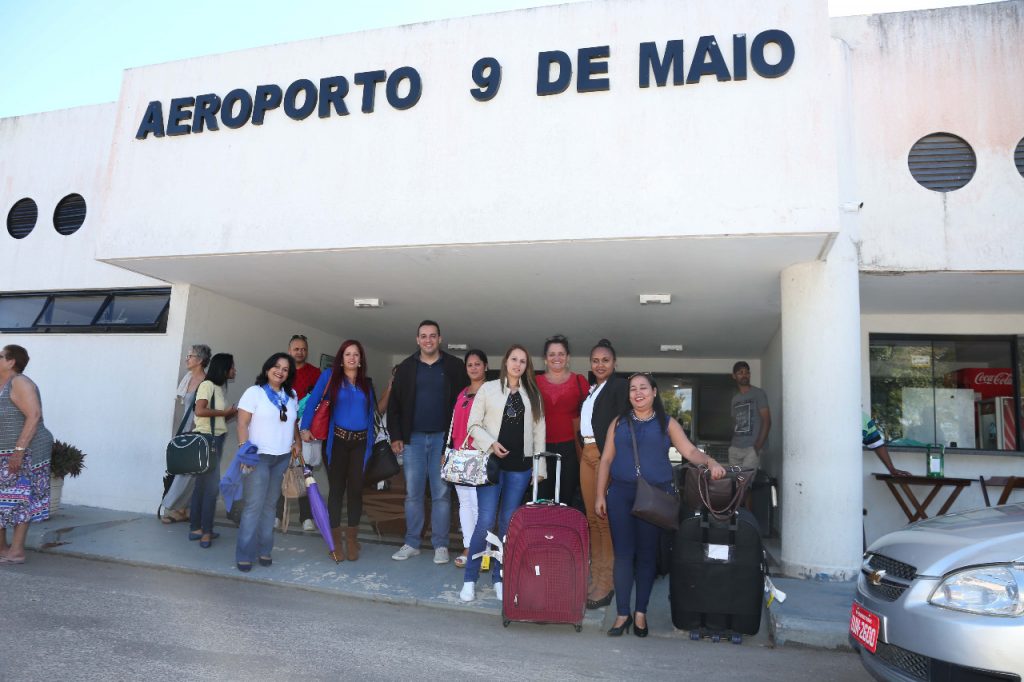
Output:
top-left (189, 434), bottom-right (225, 535)
top-left (235, 453), bottom-right (290, 564)
top-left (464, 468), bottom-right (531, 585)
top-left (403, 431), bottom-right (450, 549)
top-left (606, 481), bottom-right (661, 616)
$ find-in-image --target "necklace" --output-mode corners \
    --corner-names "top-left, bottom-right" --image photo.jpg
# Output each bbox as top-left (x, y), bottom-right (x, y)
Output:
top-left (632, 410), bottom-right (656, 423)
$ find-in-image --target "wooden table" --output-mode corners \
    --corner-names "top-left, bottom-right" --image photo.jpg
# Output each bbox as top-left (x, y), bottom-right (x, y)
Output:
top-left (873, 474), bottom-right (974, 523)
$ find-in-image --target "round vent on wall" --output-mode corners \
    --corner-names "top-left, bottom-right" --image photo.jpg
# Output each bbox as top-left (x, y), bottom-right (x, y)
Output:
top-left (7, 198), bottom-right (38, 239)
top-left (53, 193), bottom-right (87, 235)
top-left (1015, 136), bottom-right (1024, 179)
top-left (907, 133), bottom-right (976, 192)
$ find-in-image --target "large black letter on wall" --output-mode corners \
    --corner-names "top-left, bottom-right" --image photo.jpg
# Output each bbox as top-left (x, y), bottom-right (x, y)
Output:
top-left (221, 89), bottom-right (254, 129)
top-left (193, 94), bottom-right (221, 133)
top-left (386, 67), bottom-right (422, 110)
top-left (284, 79), bottom-right (318, 120)
top-left (577, 45), bottom-right (610, 93)
top-left (252, 84), bottom-right (283, 125)
top-left (686, 35), bottom-right (731, 84)
top-left (166, 97), bottom-right (195, 136)
top-left (750, 29), bottom-right (795, 78)
top-left (135, 101), bottom-right (166, 140)
top-left (318, 76), bottom-right (350, 118)
top-left (537, 50), bottom-right (572, 96)
top-left (639, 40), bottom-right (684, 88)
top-left (353, 70), bottom-right (387, 113)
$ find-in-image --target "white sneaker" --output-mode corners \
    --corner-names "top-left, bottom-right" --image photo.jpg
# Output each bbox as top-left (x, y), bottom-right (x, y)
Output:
top-left (302, 519), bottom-right (315, 532)
top-left (494, 583), bottom-right (503, 601)
top-left (434, 547), bottom-right (450, 564)
top-left (273, 518), bottom-right (280, 530)
top-left (391, 544), bottom-right (421, 561)
top-left (459, 582), bottom-right (476, 602)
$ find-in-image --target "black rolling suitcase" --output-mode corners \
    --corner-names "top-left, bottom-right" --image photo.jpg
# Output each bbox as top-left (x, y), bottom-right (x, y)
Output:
top-left (670, 507), bottom-right (765, 643)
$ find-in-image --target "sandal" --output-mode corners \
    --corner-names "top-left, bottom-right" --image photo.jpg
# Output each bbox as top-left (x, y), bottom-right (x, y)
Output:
top-left (161, 509), bottom-right (187, 524)
top-left (454, 553), bottom-right (467, 569)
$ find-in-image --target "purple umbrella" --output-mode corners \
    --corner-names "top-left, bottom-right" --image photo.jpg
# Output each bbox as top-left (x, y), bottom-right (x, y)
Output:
top-left (303, 466), bottom-right (338, 562)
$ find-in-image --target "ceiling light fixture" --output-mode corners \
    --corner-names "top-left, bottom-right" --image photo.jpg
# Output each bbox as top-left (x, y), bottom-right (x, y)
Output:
top-left (660, 344), bottom-right (684, 352)
top-left (639, 294), bottom-right (672, 305)
top-left (447, 343), bottom-right (467, 351)
top-left (353, 298), bottom-right (382, 308)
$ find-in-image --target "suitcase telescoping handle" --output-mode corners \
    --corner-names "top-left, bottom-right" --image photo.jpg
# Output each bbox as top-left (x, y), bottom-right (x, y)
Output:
top-left (532, 451), bottom-right (561, 504)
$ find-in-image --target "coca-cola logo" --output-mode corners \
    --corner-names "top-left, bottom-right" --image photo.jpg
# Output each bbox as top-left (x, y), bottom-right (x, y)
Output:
top-left (973, 371), bottom-right (1012, 385)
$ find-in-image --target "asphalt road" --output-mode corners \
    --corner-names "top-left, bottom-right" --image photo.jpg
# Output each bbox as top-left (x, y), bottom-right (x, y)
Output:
top-left (0, 553), bottom-right (869, 681)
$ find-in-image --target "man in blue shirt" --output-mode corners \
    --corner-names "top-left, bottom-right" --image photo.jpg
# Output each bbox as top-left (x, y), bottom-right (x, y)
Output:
top-left (387, 320), bottom-right (468, 563)
top-left (863, 412), bottom-right (911, 476)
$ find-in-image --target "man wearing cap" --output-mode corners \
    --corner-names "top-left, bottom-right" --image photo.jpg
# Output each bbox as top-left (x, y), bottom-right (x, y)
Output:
top-left (729, 361), bottom-right (771, 469)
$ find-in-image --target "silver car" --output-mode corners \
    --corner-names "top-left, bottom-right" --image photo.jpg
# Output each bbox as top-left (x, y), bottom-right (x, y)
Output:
top-left (850, 503), bottom-right (1024, 681)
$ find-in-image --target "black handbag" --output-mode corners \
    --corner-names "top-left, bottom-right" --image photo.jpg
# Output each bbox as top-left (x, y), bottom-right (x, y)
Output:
top-left (627, 418), bottom-right (680, 531)
top-left (166, 390), bottom-right (217, 476)
top-left (364, 412), bottom-right (400, 486)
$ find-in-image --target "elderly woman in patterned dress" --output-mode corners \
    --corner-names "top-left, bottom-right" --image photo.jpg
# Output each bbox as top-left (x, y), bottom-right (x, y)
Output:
top-left (0, 345), bottom-right (54, 565)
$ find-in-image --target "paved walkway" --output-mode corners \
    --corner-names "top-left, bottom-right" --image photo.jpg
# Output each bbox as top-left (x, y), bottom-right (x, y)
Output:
top-left (21, 505), bottom-right (855, 648)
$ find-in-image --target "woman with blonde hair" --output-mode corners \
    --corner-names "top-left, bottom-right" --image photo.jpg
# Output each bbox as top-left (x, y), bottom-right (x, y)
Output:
top-left (459, 345), bottom-right (546, 602)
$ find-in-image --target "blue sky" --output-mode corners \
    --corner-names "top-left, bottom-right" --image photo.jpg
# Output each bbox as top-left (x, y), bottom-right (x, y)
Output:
top-left (0, 0), bottom-right (985, 119)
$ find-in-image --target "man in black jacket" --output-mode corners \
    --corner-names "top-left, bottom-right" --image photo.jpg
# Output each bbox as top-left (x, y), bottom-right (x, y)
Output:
top-left (387, 320), bottom-right (468, 563)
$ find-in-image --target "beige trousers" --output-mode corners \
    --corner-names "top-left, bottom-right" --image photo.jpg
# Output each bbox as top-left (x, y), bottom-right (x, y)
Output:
top-left (580, 442), bottom-right (614, 598)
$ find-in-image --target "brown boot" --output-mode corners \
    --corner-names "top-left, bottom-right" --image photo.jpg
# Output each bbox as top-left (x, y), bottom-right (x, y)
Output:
top-left (329, 526), bottom-right (346, 563)
top-left (345, 527), bottom-right (360, 561)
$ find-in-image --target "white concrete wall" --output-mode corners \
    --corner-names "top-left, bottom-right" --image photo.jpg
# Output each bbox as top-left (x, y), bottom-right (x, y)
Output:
top-left (833, 2), bottom-right (1024, 272)
top-left (861, 312), bottom-right (1024, 543)
top-left (0, 104), bottom-right (161, 290)
top-left (98, 0), bottom-right (839, 262)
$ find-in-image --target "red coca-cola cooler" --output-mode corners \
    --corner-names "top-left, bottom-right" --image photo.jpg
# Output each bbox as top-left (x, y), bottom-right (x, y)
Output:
top-left (976, 398), bottom-right (1017, 451)
top-left (948, 368), bottom-right (1014, 400)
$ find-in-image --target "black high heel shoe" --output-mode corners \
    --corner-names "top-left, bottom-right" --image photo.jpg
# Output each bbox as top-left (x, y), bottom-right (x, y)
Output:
top-left (607, 615), bottom-right (633, 637)
top-left (633, 613), bottom-right (649, 638)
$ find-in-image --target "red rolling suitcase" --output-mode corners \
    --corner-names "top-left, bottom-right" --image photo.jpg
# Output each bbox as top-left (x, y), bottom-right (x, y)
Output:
top-left (501, 452), bottom-right (590, 631)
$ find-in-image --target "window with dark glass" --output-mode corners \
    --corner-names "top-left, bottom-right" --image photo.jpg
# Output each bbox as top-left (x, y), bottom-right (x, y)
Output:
top-left (0, 288), bottom-right (170, 333)
top-left (869, 335), bottom-right (1021, 452)
top-left (0, 296), bottom-right (48, 329)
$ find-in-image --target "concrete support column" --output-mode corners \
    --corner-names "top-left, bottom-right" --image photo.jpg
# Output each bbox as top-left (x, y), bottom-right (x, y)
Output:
top-left (780, 238), bottom-right (862, 580)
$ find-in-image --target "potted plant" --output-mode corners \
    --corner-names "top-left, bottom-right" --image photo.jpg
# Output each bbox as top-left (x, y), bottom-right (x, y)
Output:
top-left (49, 440), bottom-right (86, 510)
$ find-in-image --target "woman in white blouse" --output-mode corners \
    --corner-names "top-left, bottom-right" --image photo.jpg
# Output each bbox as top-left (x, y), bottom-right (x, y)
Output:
top-left (234, 353), bottom-right (300, 572)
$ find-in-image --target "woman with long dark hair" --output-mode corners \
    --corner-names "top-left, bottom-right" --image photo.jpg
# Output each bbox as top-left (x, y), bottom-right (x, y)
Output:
top-left (188, 353), bottom-right (237, 548)
top-left (595, 373), bottom-right (724, 637)
top-left (449, 349), bottom-right (488, 569)
top-left (459, 345), bottom-right (546, 602)
top-left (300, 340), bottom-right (377, 562)
top-left (234, 353), bottom-right (300, 572)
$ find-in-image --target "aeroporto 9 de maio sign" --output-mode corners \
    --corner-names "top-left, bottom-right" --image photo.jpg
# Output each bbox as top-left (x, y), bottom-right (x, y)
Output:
top-left (136, 30), bottom-right (795, 140)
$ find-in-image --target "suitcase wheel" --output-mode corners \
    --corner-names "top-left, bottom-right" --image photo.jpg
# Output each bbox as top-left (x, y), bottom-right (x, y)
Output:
top-left (689, 631), bottom-right (701, 641)
top-left (711, 634), bottom-right (721, 643)
top-left (730, 634), bottom-right (743, 645)
top-left (574, 624), bottom-right (582, 633)
top-left (502, 619), bottom-right (510, 628)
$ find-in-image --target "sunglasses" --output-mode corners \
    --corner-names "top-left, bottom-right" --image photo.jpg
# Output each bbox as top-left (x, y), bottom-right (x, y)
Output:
top-left (628, 372), bottom-right (653, 380)
top-left (290, 334), bottom-right (307, 342)
top-left (546, 334), bottom-right (567, 343)
top-left (279, 404), bottom-right (288, 422)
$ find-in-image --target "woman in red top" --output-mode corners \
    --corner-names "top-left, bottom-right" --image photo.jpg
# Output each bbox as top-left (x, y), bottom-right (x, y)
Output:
top-left (535, 335), bottom-right (589, 505)
top-left (449, 350), bottom-right (488, 569)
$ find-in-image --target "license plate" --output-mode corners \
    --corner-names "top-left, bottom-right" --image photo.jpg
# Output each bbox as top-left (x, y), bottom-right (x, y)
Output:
top-left (850, 603), bottom-right (880, 654)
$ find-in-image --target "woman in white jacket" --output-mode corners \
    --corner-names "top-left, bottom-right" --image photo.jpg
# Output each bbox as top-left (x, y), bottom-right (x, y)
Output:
top-left (459, 344), bottom-right (546, 602)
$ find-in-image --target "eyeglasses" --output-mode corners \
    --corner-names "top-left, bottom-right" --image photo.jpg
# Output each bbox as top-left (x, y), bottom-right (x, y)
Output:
top-left (279, 404), bottom-right (288, 422)
top-left (185, 354), bottom-right (197, 359)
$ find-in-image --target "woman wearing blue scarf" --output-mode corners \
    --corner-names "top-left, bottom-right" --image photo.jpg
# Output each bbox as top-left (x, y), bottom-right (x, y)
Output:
top-left (300, 339), bottom-right (377, 562)
top-left (234, 353), bottom-right (300, 572)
